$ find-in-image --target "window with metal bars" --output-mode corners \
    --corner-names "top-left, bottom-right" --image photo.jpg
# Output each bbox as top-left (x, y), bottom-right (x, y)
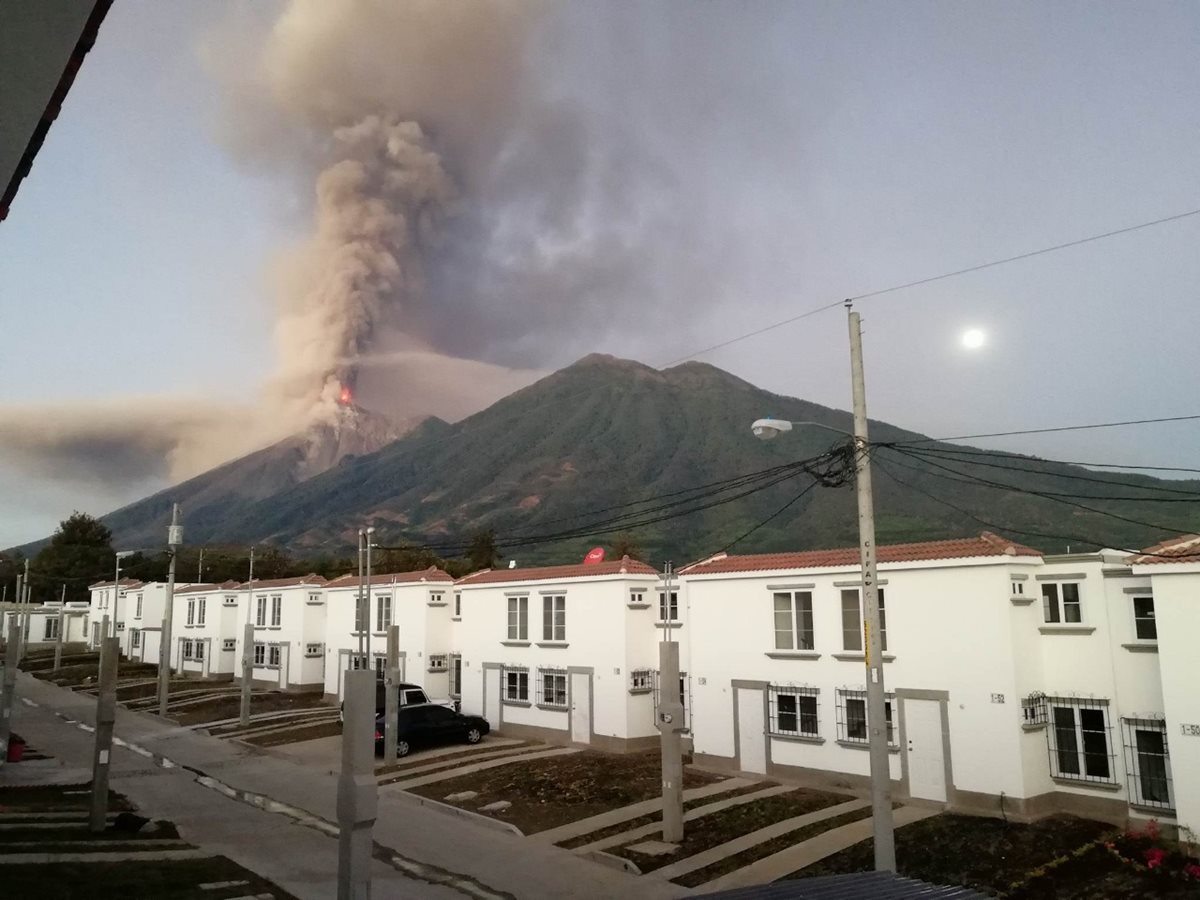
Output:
top-left (130, 628), bottom-right (139, 648)
top-left (768, 686), bottom-right (820, 738)
top-left (629, 668), bottom-right (653, 694)
top-left (536, 668), bottom-right (568, 708)
top-left (502, 667), bottom-right (529, 703)
top-left (1046, 697), bottom-right (1114, 783)
top-left (1022, 692), bottom-right (1049, 727)
top-left (1122, 717), bottom-right (1173, 811)
top-left (835, 688), bottom-right (896, 746)
top-left (222, 639), bottom-right (237, 652)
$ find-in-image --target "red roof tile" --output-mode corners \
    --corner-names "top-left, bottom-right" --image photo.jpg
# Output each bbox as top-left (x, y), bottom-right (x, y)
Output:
top-left (243, 574), bottom-right (327, 590)
top-left (175, 581), bottom-right (241, 596)
top-left (88, 578), bottom-right (144, 590)
top-left (456, 557), bottom-right (658, 586)
top-left (681, 532), bottom-right (1042, 576)
top-left (1129, 534), bottom-right (1200, 564)
top-left (326, 567), bottom-right (454, 588)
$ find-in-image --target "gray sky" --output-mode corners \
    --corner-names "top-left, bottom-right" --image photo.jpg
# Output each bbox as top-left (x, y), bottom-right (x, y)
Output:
top-left (2, 0), bottom-right (1199, 548)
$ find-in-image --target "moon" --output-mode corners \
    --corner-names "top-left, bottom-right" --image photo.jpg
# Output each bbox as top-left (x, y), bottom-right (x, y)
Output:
top-left (961, 328), bottom-right (986, 350)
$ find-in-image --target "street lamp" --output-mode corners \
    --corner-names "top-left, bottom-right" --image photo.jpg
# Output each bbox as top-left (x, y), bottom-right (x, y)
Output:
top-left (109, 550), bottom-right (135, 643)
top-left (750, 418), bottom-right (852, 441)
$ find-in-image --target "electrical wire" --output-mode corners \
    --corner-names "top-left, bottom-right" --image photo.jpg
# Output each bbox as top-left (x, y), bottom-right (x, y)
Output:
top-left (884, 413), bottom-right (1200, 446)
top-left (878, 444), bottom-right (1200, 477)
top-left (719, 478), bottom-right (822, 553)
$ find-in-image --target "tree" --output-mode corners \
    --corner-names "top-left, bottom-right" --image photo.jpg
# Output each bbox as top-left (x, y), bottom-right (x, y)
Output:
top-left (465, 529), bottom-right (500, 572)
top-left (609, 532), bottom-right (646, 563)
top-left (33, 512), bottom-right (114, 603)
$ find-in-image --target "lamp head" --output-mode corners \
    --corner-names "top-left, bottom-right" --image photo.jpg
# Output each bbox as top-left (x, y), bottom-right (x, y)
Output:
top-left (115, 550), bottom-right (136, 560)
top-left (751, 418), bottom-right (793, 441)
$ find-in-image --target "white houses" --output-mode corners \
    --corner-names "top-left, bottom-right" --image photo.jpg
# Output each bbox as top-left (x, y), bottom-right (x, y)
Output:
top-left (86, 578), bottom-right (143, 647)
top-left (122, 581), bottom-right (181, 664)
top-left (680, 531), bottom-right (1198, 836)
top-left (237, 575), bottom-right (328, 691)
top-left (171, 581), bottom-right (243, 678)
top-left (454, 557), bottom-right (671, 753)
top-left (0, 598), bottom-right (89, 649)
top-left (321, 568), bottom-right (456, 701)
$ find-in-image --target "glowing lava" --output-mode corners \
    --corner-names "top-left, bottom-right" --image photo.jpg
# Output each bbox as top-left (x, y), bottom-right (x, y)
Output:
top-left (338, 385), bottom-right (353, 406)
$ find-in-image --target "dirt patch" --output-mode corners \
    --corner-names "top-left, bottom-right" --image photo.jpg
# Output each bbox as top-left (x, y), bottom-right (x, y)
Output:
top-left (116, 679), bottom-right (205, 701)
top-left (0, 821), bottom-right (180, 845)
top-left (0, 856), bottom-right (302, 899)
top-left (557, 782), bottom-right (770, 849)
top-left (1009, 843), bottom-right (1198, 899)
top-left (169, 691), bottom-right (330, 726)
top-left (243, 720), bottom-right (343, 747)
top-left (377, 741), bottom-right (540, 777)
top-left (795, 813), bottom-right (1113, 896)
top-left (611, 789), bottom-right (856, 878)
top-left (407, 749), bottom-right (726, 835)
top-left (36, 659), bottom-right (160, 688)
top-left (0, 784), bottom-right (132, 813)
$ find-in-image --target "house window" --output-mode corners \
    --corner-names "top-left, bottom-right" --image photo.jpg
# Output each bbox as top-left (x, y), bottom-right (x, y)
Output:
top-left (135, 593), bottom-right (143, 618)
top-left (222, 639), bottom-right (236, 652)
top-left (537, 668), bottom-right (568, 708)
top-left (348, 654), bottom-right (368, 671)
top-left (255, 595), bottom-right (267, 627)
top-left (130, 628), bottom-right (140, 648)
top-left (116, 621), bottom-right (125, 632)
top-left (630, 668), bottom-right (653, 693)
top-left (1022, 692), bottom-right (1049, 727)
top-left (268, 645), bottom-right (282, 667)
top-left (197, 598), bottom-right (206, 626)
top-left (1042, 583), bottom-right (1082, 624)
top-left (374, 655), bottom-right (387, 679)
top-left (841, 588), bottom-right (886, 651)
top-left (44, 617), bottom-right (60, 641)
top-left (253, 643), bottom-right (265, 666)
top-left (449, 655), bottom-right (462, 697)
top-left (507, 596), bottom-right (528, 641)
top-left (453, 592), bottom-right (461, 617)
top-left (1132, 597), bottom-right (1156, 641)
top-left (270, 595), bottom-right (282, 627)
top-left (1122, 717), bottom-right (1172, 811)
top-left (1011, 580), bottom-right (1025, 596)
top-left (503, 667), bottom-right (529, 703)
top-left (630, 589), bottom-right (647, 606)
top-left (773, 591), bottom-right (814, 650)
top-left (769, 686), bottom-right (820, 738)
top-left (354, 594), bottom-right (367, 634)
top-left (658, 590), bottom-right (679, 623)
top-left (376, 594), bottom-right (392, 632)
top-left (307, 592), bottom-right (322, 605)
top-left (186, 599), bottom-right (196, 626)
top-left (194, 642), bottom-right (205, 662)
top-left (304, 642), bottom-right (324, 657)
top-left (836, 688), bottom-right (896, 746)
top-left (430, 591), bottom-right (445, 605)
top-left (542, 595), bottom-right (566, 641)
top-left (182, 639), bottom-right (194, 660)
top-left (428, 654), bottom-right (448, 671)
top-left (224, 594), bottom-right (238, 606)
top-left (1047, 697), bottom-right (1113, 782)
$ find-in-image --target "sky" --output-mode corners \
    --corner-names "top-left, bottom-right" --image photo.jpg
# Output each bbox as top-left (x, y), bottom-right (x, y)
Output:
top-left (2, 0), bottom-right (1199, 548)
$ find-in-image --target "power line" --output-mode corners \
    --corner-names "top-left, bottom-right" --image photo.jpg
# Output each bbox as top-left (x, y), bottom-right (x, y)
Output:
top-left (885, 413), bottom-right (1200, 446)
top-left (665, 204), bottom-right (1200, 365)
top-left (720, 479), bottom-right (821, 554)
top-left (882, 444), bottom-right (1200, 476)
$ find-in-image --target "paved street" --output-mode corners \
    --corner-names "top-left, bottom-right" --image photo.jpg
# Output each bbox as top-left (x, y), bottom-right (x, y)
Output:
top-left (8, 673), bottom-right (689, 900)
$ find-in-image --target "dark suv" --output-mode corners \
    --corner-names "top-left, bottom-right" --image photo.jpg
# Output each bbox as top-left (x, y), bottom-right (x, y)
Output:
top-left (374, 703), bottom-right (490, 757)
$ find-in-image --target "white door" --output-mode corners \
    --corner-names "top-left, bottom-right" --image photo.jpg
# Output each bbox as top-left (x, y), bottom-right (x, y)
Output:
top-left (484, 668), bottom-right (502, 729)
top-left (736, 688), bottom-right (767, 774)
top-left (570, 673), bottom-right (591, 744)
top-left (905, 699), bottom-right (948, 803)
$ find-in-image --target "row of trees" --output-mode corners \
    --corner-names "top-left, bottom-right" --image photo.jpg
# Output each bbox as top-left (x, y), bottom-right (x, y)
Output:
top-left (1, 515), bottom-right (646, 604)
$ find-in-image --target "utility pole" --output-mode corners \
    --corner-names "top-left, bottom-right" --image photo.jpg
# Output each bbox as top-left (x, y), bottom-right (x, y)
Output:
top-left (846, 301), bottom-right (896, 872)
top-left (90, 635), bottom-right (119, 831)
top-left (20, 560), bottom-right (30, 661)
top-left (158, 504), bottom-right (182, 717)
top-left (356, 529), bottom-right (365, 663)
top-left (337, 668), bottom-right (377, 900)
top-left (384, 624), bottom-right (399, 760)
top-left (656, 562), bottom-right (684, 843)
top-left (0, 618), bottom-right (18, 768)
top-left (197, 547), bottom-right (205, 583)
top-left (239, 548), bottom-right (255, 728)
top-left (53, 585), bottom-right (66, 672)
top-left (13, 571), bottom-right (22, 663)
top-left (365, 526), bottom-right (375, 673)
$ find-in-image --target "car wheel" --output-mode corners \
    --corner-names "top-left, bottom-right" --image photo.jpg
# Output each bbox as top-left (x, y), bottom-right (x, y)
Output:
top-left (397, 740), bottom-right (411, 758)
top-left (466, 727), bottom-right (482, 744)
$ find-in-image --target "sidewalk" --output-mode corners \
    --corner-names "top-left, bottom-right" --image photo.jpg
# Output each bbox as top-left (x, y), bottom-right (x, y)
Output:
top-left (12, 673), bottom-right (690, 900)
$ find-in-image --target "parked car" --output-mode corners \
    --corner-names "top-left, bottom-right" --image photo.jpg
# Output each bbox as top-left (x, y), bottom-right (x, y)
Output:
top-left (338, 681), bottom-right (436, 724)
top-left (374, 703), bottom-right (490, 757)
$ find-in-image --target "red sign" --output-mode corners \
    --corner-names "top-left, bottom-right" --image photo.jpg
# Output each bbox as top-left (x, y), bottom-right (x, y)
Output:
top-left (583, 547), bottom-right (606, 565)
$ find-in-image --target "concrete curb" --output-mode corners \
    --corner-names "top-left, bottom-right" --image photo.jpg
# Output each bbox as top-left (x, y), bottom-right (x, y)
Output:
top-left (389, 789), bottom-right (525, 838)
top-left (583, 848), bottom-right (641, 875)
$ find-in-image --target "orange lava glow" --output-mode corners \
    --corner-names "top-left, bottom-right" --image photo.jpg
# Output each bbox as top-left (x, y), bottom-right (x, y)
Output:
top-left (338, 385), bottom-right (353, 406)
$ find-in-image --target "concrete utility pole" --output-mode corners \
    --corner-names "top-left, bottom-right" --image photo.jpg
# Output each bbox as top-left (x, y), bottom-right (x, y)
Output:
top-left (356, 529), bottom-right (366, 662)
top-left (365, 526), bottom-right (375, 672)
top-left (197, 547), bottom-right (205, 583)
top-left (240, 550), bottom-right (255, 728)
top-left (338, 668), bottom-right (377, 900)
top-left (0, 618), bottom-right (19, 768)
top-left (158, 503), bottom-right (182, 717)
top-left (90, 636), bottom-right (119, 832)
top-left (656, 562), bottom-right (684, 843)
top-left (384, 624), bottom-right (399, 760)
top-left (846, 302), bottom-right (896, 872)
top-left (53, 587), bottom-right (66, 673)
top-left (13, 571), bottom-right (22, 663)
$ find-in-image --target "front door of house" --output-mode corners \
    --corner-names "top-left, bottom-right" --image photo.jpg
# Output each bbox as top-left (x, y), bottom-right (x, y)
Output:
top-left (905, 698), bottom-right (948, 803)
top-left (570, 672), bottom-right (591, 744)
top-left (737, 687), bottom-right (767, 774)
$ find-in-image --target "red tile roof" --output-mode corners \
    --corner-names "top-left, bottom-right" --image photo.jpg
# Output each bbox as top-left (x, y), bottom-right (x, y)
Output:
top-left (1129, 534), bottom-right (1200, 565)
top-left (456, 557), bottom-right (659, 586)
top-left (175, 581), bottom-right (241, 596)
top-left (326, 567), bottom-right (454, 588)
top-left (681, 532), bottom-right (1042, 576)
top-left (88, 578), bottom-right (144, 590)
top-left (243, 574), bottom-right (327, 590)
